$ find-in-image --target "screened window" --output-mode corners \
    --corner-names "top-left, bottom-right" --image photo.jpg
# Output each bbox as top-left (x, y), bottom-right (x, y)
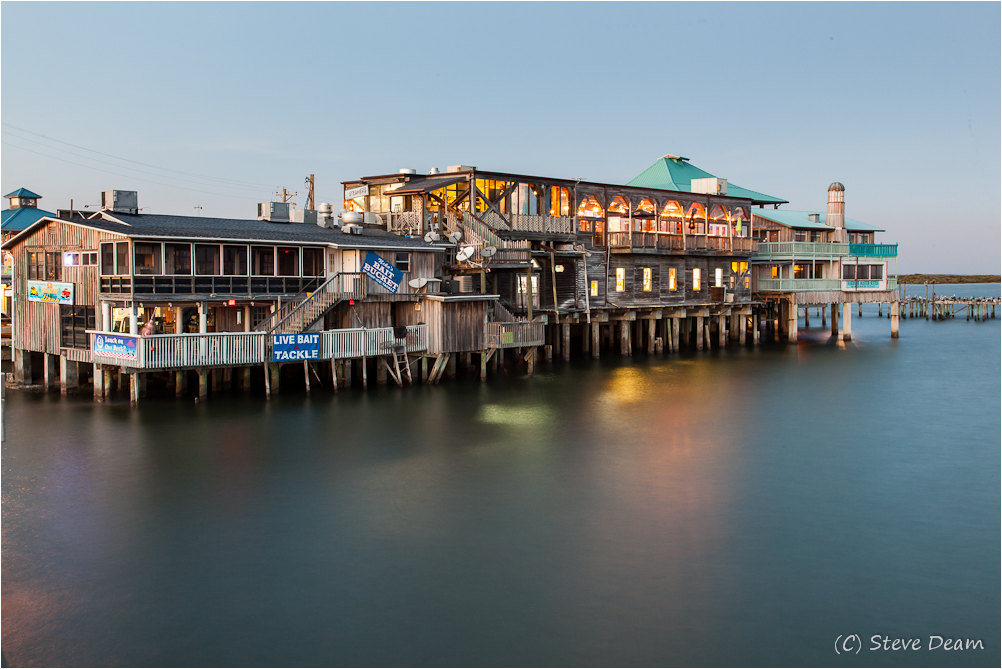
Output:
top-left (590, 280), bottom-right (598, 297)
top-left (134, 242), bottom-right (162, 275)
top-left (100, 243), bottom-right (115, 275)
top-left (714, 267), bottom-right (723, 288)
top-left (276, 247), bottom-right (299, 276)
top-left (615, 267), bottom-right (625, 292)
top-left (794, 230), bottom-right (807, 242)
top-left (642, 267), bottom-right (652, 292)
top-left (60, 305), bottom-right (95, 349)
top-left (195, 244), bottom-right (220, 275)
top-left (842, 265), bottom-right (856, 280)
top-left (869, 264), bottom-right (883, 279)
top-left (252, 246), bottom-right (275, 275)
top-left (223, 245), bottom-right (248, 276)
top-left (668, 267), bottom-right (677, 291)
top-left (692, 268), bottom-right (701, 291)
top-left (302, 248), bottom-right (324, 276)
top-left (45, 251), bottom-right (63, 280)
top-left (115, 242), bottom-right (129, 275)
top-left (27, 251), bottom-right (44, 280)
top-left (165, 243), bottom-right (192, 274)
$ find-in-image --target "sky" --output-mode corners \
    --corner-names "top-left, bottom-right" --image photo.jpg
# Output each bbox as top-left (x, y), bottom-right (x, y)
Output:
top-left (2, 1), bottom-right (999, 273)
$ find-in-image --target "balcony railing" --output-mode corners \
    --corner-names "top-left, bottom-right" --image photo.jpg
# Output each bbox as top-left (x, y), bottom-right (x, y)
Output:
top-left (757, 278), bottom-right (843, 292)
top-left (90, 324), bottom-right (428, 370)
top-left (849, 243), bottom-right (897, 257)
top-left (321, 325), bottom-right (427, 360)
top-left (753, 242), bottom-right (850, 260)
top-left (485, 321), bottom-right (545, 348)
top-left (126, 275), bottom-right (325, 297)
top-left (607, 232), bottom-right (754, 254)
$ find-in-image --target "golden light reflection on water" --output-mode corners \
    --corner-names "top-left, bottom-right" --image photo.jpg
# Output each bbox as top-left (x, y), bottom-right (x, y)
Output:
top-left (478, 403), bottom-right (554, 429)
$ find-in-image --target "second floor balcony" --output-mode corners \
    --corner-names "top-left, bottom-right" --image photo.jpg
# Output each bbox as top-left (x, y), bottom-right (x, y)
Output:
top-left (754, 241), bottom-right (897, 261)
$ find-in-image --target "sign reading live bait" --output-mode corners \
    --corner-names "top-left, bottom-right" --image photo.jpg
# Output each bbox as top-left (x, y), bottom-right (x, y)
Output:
top-left (272, 333), bottom-right (320, 361)
top-left (361, 251), bottom-right (403, 293)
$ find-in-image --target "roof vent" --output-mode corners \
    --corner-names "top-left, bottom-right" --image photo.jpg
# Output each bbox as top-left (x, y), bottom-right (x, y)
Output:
top-left (101, 190), bottom-right (139, 214)
top-left (428, 167), bottom-right (440, 174)
top-left (257, 201), bottom-right (290, 223)
top-left (808, 213), bottom-right (821, 224)
top-left (446, 165), bottom-right (476, 173)
top-left (399, 168), bottom-right (417, 175)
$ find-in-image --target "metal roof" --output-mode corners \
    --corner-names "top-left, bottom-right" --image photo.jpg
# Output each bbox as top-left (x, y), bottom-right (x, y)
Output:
top-left (2, 211), bottom-right (447, 252)
top-left (751, 209), bottom-right (884, 232)
top-left (385, 175), bottom-right (467, 195)
top-left (626, 156), bottom-right (788, 205)
top-left (2, 206), bottom-right (56, 231)
top-left (4, 188), bottom-right (42, 199)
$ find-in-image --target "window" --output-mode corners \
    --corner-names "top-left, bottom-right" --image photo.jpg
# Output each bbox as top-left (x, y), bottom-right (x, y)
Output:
top-left (668, 267), bottom-right (677, 291)
top-left (842, 264), bottom-right (856, 280)
top-left (83, 252), bottom-right (97, 266)
top-left (642, 267), bottom-right (652, 292)
top-left (27, 251), bottom-right (44, 280)
top-left (115, 242), bottom-right (129, 275)
top-left (63, 252), bottom-right (79, 267)
top-left (794, 230), bottom-right (807, 242)
top-left (869, 264), bottom-right (883, 279)
top-left (731, 262), bottom-right (749, 288)
top-left (714, 267), bottom-right (723, 288)
top-left (302, 248), bottom-right (324, 276)
top-left (134, 242), bottom-right (162, 275)
top-left (100, 243), bottom-right (115, 275)
top-left (516, 274), bottom-right (539, 294)
top-left (60, 305), bottom-right (95, 349)
top-left (615, 267), bottom-right (625, 292)
top-left (590, 280), bottom-right (598, 297)
top-left (276, 247), bottom-right (299, 276)
top-left (223, 245), bottom-right (248, 276)
top-left (810, 230), bottom-right (821, 242)
top-left (692, 268), bottom-right (701, 291)
top-left (394, 252), bottom-right (410, 273)
top-left (195, 244), bottom-right (220, 275)
top-left (252, 246), bottom-right (275, 275)
top-left (550, 187), bottom-right (570, 216)
top-left (165, 243), bottom-right (192, 274)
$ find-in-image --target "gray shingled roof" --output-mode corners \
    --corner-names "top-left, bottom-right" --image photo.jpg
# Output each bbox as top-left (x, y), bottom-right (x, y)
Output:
top-left (76, 212), bottom-right (446, 251)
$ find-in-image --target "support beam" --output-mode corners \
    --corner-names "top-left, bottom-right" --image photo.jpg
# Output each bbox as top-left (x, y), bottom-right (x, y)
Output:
top-left (130, 372), bottom-right (141, 407)
top-left (175, 370), bottom-right (187, 397)
top-left (831, 303), bottom-right (839, 337)
top-left (695, 316), bottom-right (704, 350)
top-left (840, 302), bottom-right (853, 341)
top-left (647, 318), bottom-right (656, 355)
top-left (198, 369), bottom-right (209, 400)
top-left (93, 363), bottom-right (105, 401)
top-left (304, 361), bottom-right (312, 394)
top-left (890, 301), bottom-right (900, 339)
top-left (619, 320), bottom-right (630, 356)
top-left (752, 312), bottom-right (760, 345)
top-left (562, 323), bottom-right (571, 361)
top-left (13, 349), bottom-right (32, 385)
top-left (591, 321), bottom-right (600, 359)
top-left (43, 354), bottom-right (58, 392)
top-left (718, 314), bottom-right (727, 348)
top-left (787, 299), bottom-right (798, 343)
top-left (671, 317), bottom-right (680, 352)
top-left (59, 357), bottom-right (79, 395)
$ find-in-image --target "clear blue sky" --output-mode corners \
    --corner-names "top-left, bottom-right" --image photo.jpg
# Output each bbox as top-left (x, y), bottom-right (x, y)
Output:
top-left (2, 2), bottom-right (999, 273)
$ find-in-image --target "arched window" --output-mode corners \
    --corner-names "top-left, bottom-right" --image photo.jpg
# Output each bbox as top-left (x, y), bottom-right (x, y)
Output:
top-left (576, 195), bottom-right (604, 218)
top-left (686, 202), bottom-right (706, 234)
top-left (709, 204), bottom-right (728, 220)
top-left (733, 207), bottom-right (748, 237)
top-left (608, 196), bottom-right (629, 214)
top-left (636, 198), bottom-right (657, 231)
top-left (660, 200), bottom-right (684, 233)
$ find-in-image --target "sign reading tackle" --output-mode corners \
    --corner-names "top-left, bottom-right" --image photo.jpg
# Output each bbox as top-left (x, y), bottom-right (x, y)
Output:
top-left (272, 333), bottom-right (320, 361)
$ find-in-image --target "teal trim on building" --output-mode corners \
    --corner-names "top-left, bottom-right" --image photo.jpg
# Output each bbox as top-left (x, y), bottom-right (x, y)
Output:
top-left (752, 209), bottom-right (884, 232)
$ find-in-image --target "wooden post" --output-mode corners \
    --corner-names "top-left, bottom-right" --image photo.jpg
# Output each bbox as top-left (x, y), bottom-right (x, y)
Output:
top-left (198, 369), bottom-right (209, 400)
top-left (480, 350), bottom-right (489, 382)
top-left (878, 302), bottom-right (883, 317)
top-left (93, 363), bottom-right (105, 401)
top-left (695, 316), bottom-right (704, 350)
top-left (582, 322), bottom-right (590, 355)
top-left (646, 318), bottom-right (655, 355)
top-left (718, 314), bottom-right (727, 348)
top-left (304, 361), bottom-right (311, 394)
top-left (620, 320), bottom-right (630, 356)
top-left (263, 363), bottom-right (271, 399)
top-left (803, 307), bottom-right (810, 328)
top-left (840, 302), bottom-right (853, 341)
top-left (672, 317), bottom-right (680, 351)
top-left (376, 359), bottom-right (387, 385)
top-left (344, 358), bottom-right (353, 387)
top-left (831, 303), bottom-right (838, 337)
top-left (890, 301), bottom-right (899, 338)
top-left (129, 372), bottom-right (140, 407)
top-left (526, 347), bottom-right (536, 376)
top-left (446, 354), bottom-right (457, 379)
top-left (591, 321), bottom-right (600, 359)
top-left (59, 356), bottom-right (78, 395)
top-left (43, 354), bottom-right (58, 392)
top-left (563, 323), bottom-right (571, 361)
top-left (270, 363), bottom-right (281, 395)
top-left (361, 357), bottom-right (368, 389)
top-left (821, 305), bottom-right (827, 328)
top-left (858, 302), bottom-right (863, 317)
top-left (739, 314), bottom-right (747, 346)
top-left (752, 312), bottom-right (760, 345)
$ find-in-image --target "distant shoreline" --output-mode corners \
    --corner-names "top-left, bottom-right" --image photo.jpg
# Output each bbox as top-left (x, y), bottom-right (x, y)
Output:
top-left (898, 274), bottom-right (1000, 284)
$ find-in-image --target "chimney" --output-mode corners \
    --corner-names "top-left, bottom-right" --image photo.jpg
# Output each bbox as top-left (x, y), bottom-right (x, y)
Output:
top-left (826, 182), bottom-right (847, 243)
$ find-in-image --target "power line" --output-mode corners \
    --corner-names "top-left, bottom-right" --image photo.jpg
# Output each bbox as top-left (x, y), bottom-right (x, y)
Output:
top-left (1, 122), bottom-right (279, 190)
top-left (1, 139), bottom-right (256, 201)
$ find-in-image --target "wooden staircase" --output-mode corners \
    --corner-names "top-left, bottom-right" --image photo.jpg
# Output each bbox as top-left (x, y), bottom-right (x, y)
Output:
top-left (264, 272), bottom-right (367, 335)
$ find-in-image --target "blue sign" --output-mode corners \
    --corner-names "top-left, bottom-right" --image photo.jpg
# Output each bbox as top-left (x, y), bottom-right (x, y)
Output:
top-left (361, 251), bottom-right (403, 294)
top-left (94, 334), bottom-right (138, 360)
top-left (272, 333), bottom-right (320, 361)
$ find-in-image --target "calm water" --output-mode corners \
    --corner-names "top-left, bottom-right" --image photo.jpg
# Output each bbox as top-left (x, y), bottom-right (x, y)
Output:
top-left (3, 285), bottom-right (999, 667)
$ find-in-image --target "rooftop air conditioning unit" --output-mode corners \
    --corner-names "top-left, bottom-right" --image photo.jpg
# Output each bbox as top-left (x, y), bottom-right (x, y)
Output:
top-left (691, 177), bottom-right (727, 196)
top-left (457, 275), bottom-right (474, 293)
top-left (446, 165), bottom-right (476, 173)
top-left (258, 201), bottom-right (290, 223)
top-left (341, 224), bottom-right (363, 235)
top-left (101, 190), bottom-right (139, 214)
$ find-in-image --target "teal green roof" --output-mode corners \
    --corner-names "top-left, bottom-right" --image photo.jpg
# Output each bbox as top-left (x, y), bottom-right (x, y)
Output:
top-left (2, 206), bottom-right (55, 231)
top-left (4, 188), bottom-right (41, 199)
top-left (752, 209), bottom-right (884, 232)
top-left (627, 156), bottom-right (788, 205)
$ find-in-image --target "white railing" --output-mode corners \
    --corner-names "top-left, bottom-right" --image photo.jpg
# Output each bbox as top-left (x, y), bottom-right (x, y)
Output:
top-left (485, 321), bottom-right (545, 348)
top-left (754, 242), bottom-right (850, 259)
top-left (757, 278), bottom-right (843, 292)
top-left (90, 331), bottom-right (267, 369)
top-left (321, 324), bottom-right (428, 360)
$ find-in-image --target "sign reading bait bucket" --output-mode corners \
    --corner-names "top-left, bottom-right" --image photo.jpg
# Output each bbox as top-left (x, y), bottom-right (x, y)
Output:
top-left (28, 280), bottom-right (74, 304)
top-left (272, 333), bottom-right (319, 361)
top-left (94, 334), bottom-right (137, 360)
top-left (361, 251), bottom-right (403, 293)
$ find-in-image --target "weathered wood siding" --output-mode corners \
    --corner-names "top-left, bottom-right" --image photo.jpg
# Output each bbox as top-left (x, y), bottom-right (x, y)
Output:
top-left (423, 298), bottom-right (487, 354)
top-left (9, 219), bottom-right (125, 356)
top-left (330, 249), bottom-right (439, 296)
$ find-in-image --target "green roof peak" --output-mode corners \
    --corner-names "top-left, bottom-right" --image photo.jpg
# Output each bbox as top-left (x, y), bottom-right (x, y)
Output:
top-left (627, 156), bottom-right (788, 205)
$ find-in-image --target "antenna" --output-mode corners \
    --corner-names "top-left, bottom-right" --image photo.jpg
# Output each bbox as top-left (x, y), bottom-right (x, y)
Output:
top-left (480, 245), bottom-right (497, 258)
top-left (456, 246), bottom-right (475, 263)
top-left (424, 230), bottom-right (441, 243)
top-left (448, 231), bottom-right (463, 244)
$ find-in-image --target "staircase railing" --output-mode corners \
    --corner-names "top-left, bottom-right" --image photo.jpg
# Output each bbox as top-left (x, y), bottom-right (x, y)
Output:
top-left (252, 275), bottom-right (324, 332)
top-left (268, 272), bottom-right (367, 335)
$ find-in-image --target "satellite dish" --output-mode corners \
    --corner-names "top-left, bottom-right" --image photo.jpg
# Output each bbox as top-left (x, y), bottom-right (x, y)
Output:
top-left (480, 245), bottom-right (497, 258)
top-left (408, 277), bottom-right (429, 289)
top-left (424, 231), bottom-right (441, 243)
top-left (456, 246), bottom-right (475, 263)
top-left (448, 231), bottom-right (463, 244)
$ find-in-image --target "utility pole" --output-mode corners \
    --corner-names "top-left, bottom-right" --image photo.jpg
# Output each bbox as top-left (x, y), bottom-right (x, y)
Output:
top-left (275, 187), bottom-right (297, 204)
top-left (305, 174), bottom-right (315, 210)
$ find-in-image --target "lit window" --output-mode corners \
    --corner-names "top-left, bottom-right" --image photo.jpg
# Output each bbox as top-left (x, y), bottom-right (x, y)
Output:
top-left (642, 267), bottom-right (652, 291)
top-left (668, 267), bottom-right (677, 291)
top-left (692, 268), bottom-right (701, 291)
top-left (615, 267), bottom-right (625, 292)
top-left (590, 280), bottom-right (598, 297)
top-left (714, 267), bottom-right (723, 288)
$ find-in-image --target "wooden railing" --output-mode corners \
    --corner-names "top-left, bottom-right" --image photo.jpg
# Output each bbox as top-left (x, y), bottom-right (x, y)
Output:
top-left (130, 275), bottom-right (323, 297)
top-left (321, 325), bottom-right (428, 360)
top-left (510, 213), bottom-right (574, 235)
top-left (265, 272), bottom-right (366, 335)
top-left (485, 321), bottom-right (545, 348)
top-left (252, 275), bottom-right (327, 332)
top-left (754, 242), bottom-right (849, 259)
top-left (492, 248), bottom-right (531, 264)
top-left (90, 330), bottom-right (267, 369)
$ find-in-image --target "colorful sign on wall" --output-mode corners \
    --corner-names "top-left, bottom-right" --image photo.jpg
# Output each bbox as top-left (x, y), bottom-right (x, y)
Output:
top-left (272, 333), bottom-right (320, 361)
top-left (94, 334), bottom-right (138, 360)
top-left (27, 280), bottom-right (74, 304)
top-left (361, 251), bottom-right (403, 294)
